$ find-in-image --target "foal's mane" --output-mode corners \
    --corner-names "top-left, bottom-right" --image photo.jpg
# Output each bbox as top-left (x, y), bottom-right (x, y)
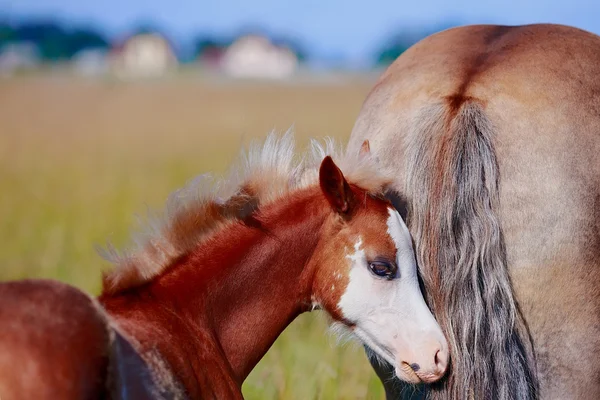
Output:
top-left (101, 131), bottom-right (392, 295)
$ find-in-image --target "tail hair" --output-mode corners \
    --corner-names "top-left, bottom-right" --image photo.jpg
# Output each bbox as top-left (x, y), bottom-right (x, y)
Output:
top-left (405, 101), bottom-right (538, 399)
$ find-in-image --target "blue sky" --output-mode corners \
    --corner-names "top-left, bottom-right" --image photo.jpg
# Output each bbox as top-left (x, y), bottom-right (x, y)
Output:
top-left (2, 0), bottom-right (599, 63)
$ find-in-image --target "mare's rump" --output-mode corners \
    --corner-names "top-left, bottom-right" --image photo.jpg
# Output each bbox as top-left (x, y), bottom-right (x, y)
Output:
top-left (0, 279), bottom-right (109, 400)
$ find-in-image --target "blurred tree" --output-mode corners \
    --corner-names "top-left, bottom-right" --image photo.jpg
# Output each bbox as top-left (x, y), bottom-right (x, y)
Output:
top-left (374, 31), bottom-right (422, 66)
top-left (375, 22), bottom-right (461, 66)
top-left (130, 24), bottom-right (162, 36)
top-left (0, 22), bottom-right (17, 46)
top-left (272, 37), bottom-right (308, 63)
top-left (66, 28), bottom-right (109, 56)
top-left (12, 20), bottom-right (108, 60)
top-left (375, 42), bottom-right (409, 66)
top-left (193, 37), bottom-right (229, 58)
top-left (14, 21), bottom-right (69, 60)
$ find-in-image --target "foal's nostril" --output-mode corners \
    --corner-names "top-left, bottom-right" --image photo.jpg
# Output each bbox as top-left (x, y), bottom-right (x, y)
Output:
top-left (434, 347), bottom-right (448, 373)
top-left (410, 363), bottom-right (421, 372)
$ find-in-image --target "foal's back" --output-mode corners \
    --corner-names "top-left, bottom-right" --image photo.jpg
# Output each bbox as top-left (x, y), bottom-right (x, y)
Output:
top-left (0, 280), bottom-right (109, 399)
top-left (349, 24), bottom-right (600, 399)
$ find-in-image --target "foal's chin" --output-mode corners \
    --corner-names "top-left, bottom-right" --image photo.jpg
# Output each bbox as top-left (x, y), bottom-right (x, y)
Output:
top-left (395, 363), bottom-right (423, 384)
top-left (356, 326), bottom-right (448, 385)
top-left (394, 359), bottom-right (446, 384)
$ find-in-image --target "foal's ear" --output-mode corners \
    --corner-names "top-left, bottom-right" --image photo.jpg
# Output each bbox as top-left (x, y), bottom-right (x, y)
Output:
top-left (319, 156), bottom-right (352, 213)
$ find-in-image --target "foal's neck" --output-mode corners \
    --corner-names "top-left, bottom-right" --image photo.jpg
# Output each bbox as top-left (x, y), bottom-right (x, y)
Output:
top-left (101, 187), bottom-right (329, 397)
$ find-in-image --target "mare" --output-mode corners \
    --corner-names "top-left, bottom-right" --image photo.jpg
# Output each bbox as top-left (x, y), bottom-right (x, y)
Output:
top-left (0, 133), bottom-right (449, 399)
top-left (347, 23), bottom-right (600, 400)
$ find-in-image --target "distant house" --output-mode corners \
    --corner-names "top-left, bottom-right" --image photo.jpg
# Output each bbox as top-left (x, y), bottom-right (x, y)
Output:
top-left (220, 34), bottom-right (298, 80)
top-left (0, 42), bottom-right (40, 76)
top-left (72, 48), bottom-right (109, 77)
top-left (110, 33), bottom-right (178, 79)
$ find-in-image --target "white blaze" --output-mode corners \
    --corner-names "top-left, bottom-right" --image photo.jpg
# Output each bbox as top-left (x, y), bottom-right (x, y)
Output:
top-left (337, 208), bottom-right (446, 377)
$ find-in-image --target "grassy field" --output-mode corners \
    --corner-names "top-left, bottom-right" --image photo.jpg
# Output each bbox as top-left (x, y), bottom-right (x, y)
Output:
top-left (0, 75), bottom-right (386, 399)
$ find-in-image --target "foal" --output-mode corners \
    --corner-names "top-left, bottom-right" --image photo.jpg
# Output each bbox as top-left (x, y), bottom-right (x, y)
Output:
top-left (0, 133), bottom-right (447, 399)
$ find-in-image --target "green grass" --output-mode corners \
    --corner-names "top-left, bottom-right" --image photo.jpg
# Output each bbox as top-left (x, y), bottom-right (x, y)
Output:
top-left (0, 76), bottom-right (385, 399)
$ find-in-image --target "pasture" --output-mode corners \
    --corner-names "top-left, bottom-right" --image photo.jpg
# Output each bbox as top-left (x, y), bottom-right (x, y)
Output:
top-left (0, 75), bottom-right (387, 399)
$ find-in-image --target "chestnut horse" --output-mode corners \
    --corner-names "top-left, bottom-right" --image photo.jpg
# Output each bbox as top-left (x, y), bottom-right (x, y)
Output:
top-left (0, 133), bottom-right (448, 399)
top-left (347, 23), bottom-right (600, 400)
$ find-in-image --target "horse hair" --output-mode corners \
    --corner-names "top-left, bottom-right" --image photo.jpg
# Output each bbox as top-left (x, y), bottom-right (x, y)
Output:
top-left (405, 102), bottom-right (539, 399)
top-left (99, 130), bottom-right (393, 295)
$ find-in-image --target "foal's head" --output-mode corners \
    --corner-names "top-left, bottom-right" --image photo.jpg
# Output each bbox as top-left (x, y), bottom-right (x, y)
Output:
top-left (312, 155), bottom-right (448, 384)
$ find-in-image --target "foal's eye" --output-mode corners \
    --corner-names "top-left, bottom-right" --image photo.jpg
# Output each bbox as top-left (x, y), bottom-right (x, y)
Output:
top-left (368, 260), bottom-right (398, 280)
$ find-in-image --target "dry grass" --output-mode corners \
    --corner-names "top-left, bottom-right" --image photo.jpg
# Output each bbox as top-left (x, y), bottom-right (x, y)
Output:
top-left (0, 75), bottom-right (385, 399)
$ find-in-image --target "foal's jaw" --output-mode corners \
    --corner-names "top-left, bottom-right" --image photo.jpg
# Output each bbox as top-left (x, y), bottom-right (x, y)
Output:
top-left (337, 208), bottom-right (449, 384)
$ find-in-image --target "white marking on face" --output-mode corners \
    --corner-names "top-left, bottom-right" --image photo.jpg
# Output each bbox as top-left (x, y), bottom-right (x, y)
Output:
top-left (345, 237), bottom-right (364, 264)
top-left (386, 208), bottom-right (418, 281)
top-left (336, 207), bottom-right (447, 382)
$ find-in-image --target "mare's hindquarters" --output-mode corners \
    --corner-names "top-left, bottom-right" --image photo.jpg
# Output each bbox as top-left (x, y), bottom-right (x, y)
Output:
top-left (348, 23), bottom-right (600, 399)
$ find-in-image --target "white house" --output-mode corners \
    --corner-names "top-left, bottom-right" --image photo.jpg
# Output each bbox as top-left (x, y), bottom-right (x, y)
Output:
top-left (72, 48), bottom-right (109, 77)
top-left (0, 42), bottom-right (40, 77)
top-left (221, 34), bottom-right (298, 80)
top-left (110, 33), bottom-right (178, 79)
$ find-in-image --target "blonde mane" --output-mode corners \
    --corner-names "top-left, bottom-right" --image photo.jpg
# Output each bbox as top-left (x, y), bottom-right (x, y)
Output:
top-left (100, 130), bottom-right (394, 294)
